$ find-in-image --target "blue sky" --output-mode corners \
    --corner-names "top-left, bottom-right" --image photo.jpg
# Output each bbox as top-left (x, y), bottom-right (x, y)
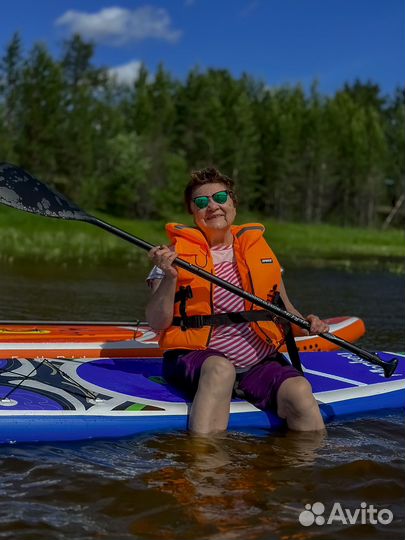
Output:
top-left (2, 0), bottom-right (404, 95)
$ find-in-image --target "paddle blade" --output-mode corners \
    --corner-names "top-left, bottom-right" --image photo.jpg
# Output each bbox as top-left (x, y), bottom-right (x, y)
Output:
top-left (0, 163), bottom-right (88, 220)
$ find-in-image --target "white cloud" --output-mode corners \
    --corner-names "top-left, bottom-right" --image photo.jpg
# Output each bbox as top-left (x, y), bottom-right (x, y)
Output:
top-left (55, 6), bottom-right (181, 45)
top-left (108, 60), bottom-right (143, 85)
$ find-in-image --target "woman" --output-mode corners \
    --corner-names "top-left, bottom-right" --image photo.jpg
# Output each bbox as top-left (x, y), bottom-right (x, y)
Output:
top-left (146, 167), bottom-right (329, 435)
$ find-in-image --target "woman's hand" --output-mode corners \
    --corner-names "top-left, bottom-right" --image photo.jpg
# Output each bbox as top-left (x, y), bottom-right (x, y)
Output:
top-left (306, 314), bottom-right (329, 335)
top-left (148, 245), bottom-right (178, 280)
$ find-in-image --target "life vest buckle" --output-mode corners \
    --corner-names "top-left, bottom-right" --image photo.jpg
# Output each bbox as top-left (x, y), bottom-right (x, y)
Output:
top-left (180, 314), bottom-right (205, 331)
top-left (176, 285), bottom-right (193, 331)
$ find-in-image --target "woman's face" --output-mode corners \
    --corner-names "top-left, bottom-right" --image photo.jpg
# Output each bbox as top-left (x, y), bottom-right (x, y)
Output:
top-left (190, 182), bottom-right (236, 233)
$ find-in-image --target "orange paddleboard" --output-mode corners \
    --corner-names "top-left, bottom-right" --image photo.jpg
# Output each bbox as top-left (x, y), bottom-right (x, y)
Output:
top-left (0, 316), bottom-right (365, 359)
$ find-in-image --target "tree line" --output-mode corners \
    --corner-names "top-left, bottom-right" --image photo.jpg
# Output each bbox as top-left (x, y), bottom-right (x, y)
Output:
top-left (0, 33), bottom-right (404, 227)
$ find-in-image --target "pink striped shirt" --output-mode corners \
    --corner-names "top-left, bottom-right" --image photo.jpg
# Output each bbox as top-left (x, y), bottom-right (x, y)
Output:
top-left (209, 245), bottom-right (275, 369)
top-left (147, 245), bottom-right (275, 369)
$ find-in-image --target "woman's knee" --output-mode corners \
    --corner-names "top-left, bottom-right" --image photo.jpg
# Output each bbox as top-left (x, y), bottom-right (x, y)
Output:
top-left (277, 377), bottom-right (317, 418)
top-left (200, 356), bottom-right (236, 387)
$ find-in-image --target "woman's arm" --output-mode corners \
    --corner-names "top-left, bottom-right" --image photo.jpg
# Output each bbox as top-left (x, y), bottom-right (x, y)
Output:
top-left (146, 276), bottom-right (178, 330)
top-left (145, 246), bottom-right (178, 331)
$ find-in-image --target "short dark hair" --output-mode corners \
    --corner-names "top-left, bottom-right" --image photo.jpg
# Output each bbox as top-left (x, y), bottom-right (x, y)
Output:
top-left (184, 167), bottom-right (237, 213)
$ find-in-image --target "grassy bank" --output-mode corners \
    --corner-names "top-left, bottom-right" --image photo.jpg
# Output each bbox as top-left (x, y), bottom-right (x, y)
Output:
top-left (1, 207), bottom-right (404, 272)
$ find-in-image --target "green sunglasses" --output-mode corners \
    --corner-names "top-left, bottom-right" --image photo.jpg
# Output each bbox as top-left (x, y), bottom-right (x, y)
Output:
top-left (192, 190), bottom-right (230, 209)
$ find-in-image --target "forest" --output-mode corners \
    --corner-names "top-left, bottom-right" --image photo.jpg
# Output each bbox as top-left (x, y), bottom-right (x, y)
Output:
top-left (1, 33), bottom-right (404, 227)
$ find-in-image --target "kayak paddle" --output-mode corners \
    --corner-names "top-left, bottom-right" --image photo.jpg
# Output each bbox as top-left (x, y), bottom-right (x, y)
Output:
top-left (0, 162), bottom-right (399, 377)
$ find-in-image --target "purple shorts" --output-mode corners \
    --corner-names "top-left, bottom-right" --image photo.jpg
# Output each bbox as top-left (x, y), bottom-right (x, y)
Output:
top-left (162, 348), bottom-right (303, 411)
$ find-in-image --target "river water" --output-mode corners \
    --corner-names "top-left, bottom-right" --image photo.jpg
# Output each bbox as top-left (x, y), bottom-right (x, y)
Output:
top-left (0, 262), bottom-right (404, 540)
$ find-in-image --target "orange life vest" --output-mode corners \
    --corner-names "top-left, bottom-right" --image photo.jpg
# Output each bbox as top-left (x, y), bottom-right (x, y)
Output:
top-left (158, 223), bottom-right (287, 351)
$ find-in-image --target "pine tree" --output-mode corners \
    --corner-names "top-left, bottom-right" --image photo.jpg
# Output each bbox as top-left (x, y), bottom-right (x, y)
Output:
top-left (384, 88), bottom-right (405, 210)
top-left (60, 34), bottom-right (109, 200)
top-left (0, 32), bottom-right (23, 161)
top-left (17, 42), bottom-right (64, 177)
top-left (225, 82), bottom-right (260, 210)
top-left (128, 63), bottom-right (154, 134)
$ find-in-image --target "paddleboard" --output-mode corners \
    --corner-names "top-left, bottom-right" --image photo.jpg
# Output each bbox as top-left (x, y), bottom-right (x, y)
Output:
top-left (0, 316), bottom-right (366, 359)
top-left (0, 351), bottom-right (403, 444)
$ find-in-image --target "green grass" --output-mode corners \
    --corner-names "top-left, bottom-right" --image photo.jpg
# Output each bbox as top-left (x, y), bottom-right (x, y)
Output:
top-left (263, 220), bottom-right (405, 270)
top-left (1, 206), bottom-right (404, 272)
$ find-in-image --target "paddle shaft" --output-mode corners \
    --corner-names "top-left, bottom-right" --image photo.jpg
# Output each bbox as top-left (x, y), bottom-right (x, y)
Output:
top-left (91, 218), bottom-right (397, 377)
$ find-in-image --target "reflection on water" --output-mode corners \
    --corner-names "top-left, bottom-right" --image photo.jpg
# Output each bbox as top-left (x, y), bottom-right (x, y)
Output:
top-left (0, 262), bottom-right (404, 539)
top-left (133, 430), bottom-right (328, 539)
top-left (0, 417), bottom-right (403, 540)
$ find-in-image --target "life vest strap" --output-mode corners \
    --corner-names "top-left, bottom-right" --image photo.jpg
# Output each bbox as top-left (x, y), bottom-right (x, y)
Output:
top-left (174, 285), bottom-right (193, 330)
top-left (172, 310), bottom-right (276, 329)
top-left (273, 293), bottom-right (303, 374)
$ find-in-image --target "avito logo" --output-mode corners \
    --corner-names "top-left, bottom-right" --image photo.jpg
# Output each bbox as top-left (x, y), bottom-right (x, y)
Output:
top-left (299, 502), bottom-right (393, 527)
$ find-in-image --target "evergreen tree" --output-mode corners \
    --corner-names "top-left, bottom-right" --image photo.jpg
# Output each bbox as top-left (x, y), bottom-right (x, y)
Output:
top-left (176, 68), bottom-right (228, 169)
top-left (384, 88), bottom-right (405, 208)
top-left (100, 132), bottom-right (151, 218)
top-left (302, 82), bottom-right (336, 223)
top-left (257, 85), bottom-right (308, 220)
top-left (225, 86), bottom-right (260, 209)
top-left (151, 151), bottom-right (189, 218)
top-left (0, 32), bottom-right (23, 161)
top-left (60, 34), bottom-right (108, 200)
top-left (128, 63), bottom-right (154, 135)
top-left (17, 42), bottom-right (64, 176)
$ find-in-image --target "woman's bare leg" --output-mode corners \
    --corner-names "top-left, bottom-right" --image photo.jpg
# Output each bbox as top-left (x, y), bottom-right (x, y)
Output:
top-left (189, 356), bottom-right (236, 435)
top-left (277, 377), bottom-right (325, 431)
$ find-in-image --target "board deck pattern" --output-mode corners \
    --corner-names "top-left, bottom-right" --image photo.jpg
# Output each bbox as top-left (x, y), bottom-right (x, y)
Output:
top-left (0, 351), bottom-right (403, 444)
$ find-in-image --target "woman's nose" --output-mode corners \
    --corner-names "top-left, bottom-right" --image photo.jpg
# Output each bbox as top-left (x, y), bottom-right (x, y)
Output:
top-left (207, 198), bottom-right (219, 209)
